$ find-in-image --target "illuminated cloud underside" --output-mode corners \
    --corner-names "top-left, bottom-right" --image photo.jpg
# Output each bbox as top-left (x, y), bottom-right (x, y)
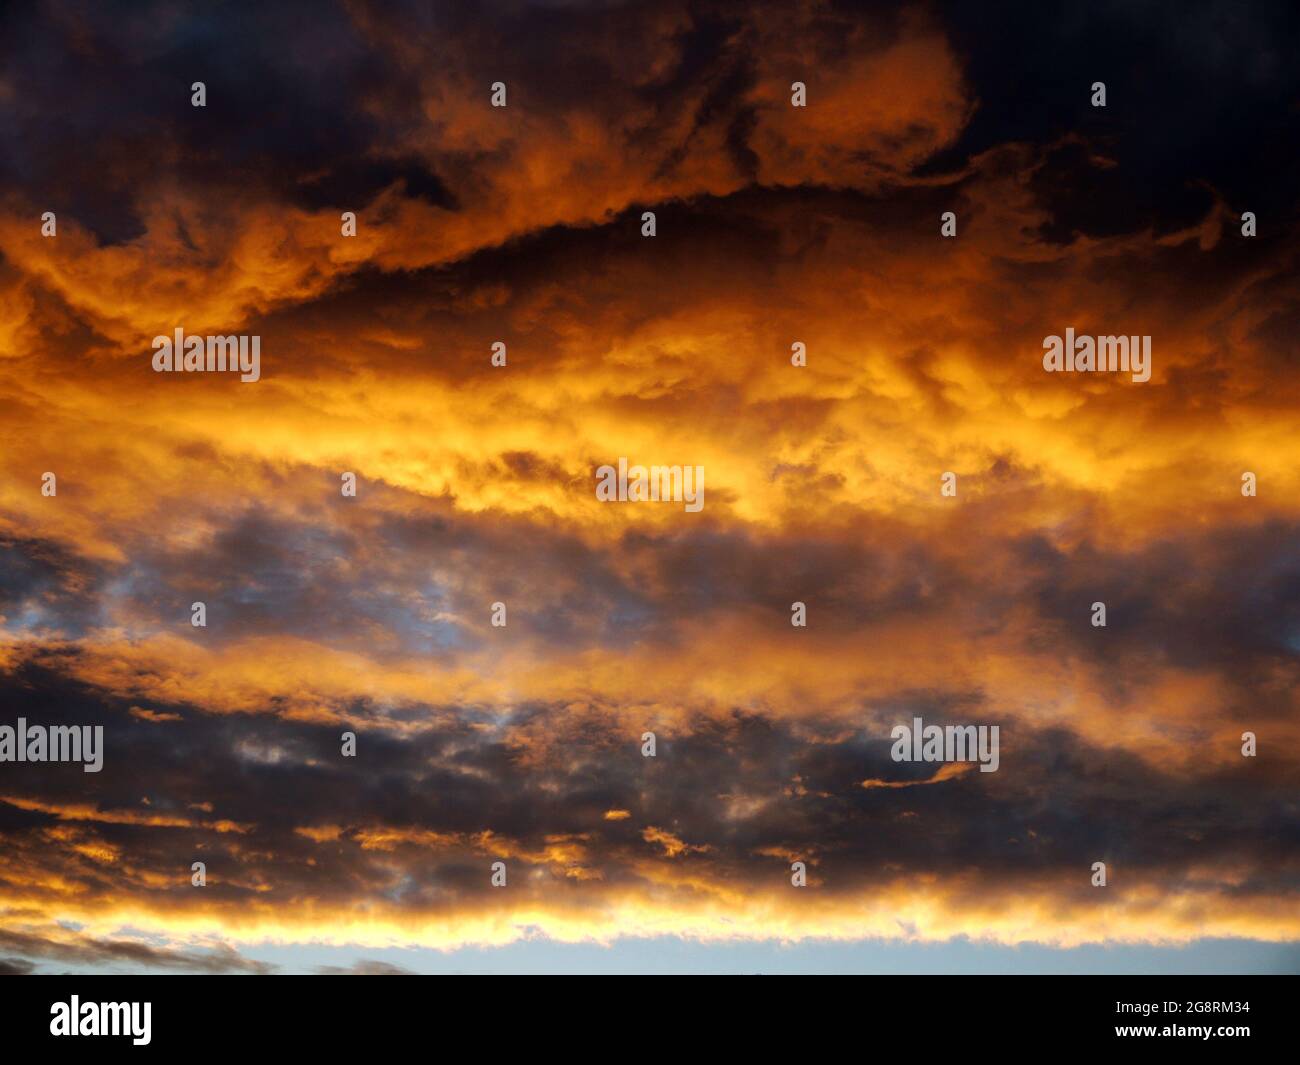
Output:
top-left (0, 0), bottom-right (1297, 968)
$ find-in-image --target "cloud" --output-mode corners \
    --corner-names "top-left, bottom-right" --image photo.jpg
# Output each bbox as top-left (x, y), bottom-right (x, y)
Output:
top-left (0, 925), bottom-right (275, 974)
top-left (316, 959), bottom-right (414, 975)
top-left (0, 0), bottom-right (1298, 969)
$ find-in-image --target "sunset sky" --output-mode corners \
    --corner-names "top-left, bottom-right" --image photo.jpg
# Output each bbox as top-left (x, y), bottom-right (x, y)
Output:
top-left (1, 0), bottom-right (1298, 974)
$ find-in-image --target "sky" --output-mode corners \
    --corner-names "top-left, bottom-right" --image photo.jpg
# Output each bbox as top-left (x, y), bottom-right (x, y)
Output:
top-left (0, 0), bottom-right (1298, 975)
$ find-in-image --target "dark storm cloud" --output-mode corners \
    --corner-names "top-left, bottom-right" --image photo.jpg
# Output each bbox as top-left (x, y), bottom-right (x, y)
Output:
top-left (4, 0), bottom-right (1295, 256)
top-left (0, 0), bottom-right (1296, 958)
top-left (0, 534), bottom-right (106, 636)
top-left (1025, 519), bottom-right (1300, 674)
top-left (0, 0), bottom-right (440, 241)
top-left (3, 652), bottom-right (1295, 925)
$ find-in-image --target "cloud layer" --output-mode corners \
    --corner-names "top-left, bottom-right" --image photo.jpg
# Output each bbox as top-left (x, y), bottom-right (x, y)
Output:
top-left (0, 0), bottom-right (1297, 970)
